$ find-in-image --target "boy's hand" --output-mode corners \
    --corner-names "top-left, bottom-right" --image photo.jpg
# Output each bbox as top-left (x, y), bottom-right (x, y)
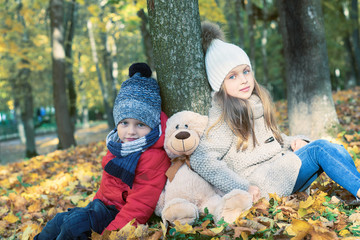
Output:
top-left (248, 185), bottom-right (261, 203)
top-left (291, 139), bottom-right (308, 151)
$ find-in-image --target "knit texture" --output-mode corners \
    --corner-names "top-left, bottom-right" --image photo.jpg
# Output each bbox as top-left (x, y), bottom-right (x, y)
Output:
top-left (190, 95), bottom-right (305, 198)
top-left (105, 124), bottom-right (162, 188)
top-left (113, 63), bottom-right (161, 129)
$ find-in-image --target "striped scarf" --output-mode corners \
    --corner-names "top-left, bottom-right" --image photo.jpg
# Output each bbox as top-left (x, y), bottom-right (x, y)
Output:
top-left (105, 124), bottom-right (161, 188)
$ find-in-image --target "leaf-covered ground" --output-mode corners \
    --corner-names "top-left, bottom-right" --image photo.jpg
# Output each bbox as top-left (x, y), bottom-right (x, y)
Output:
top-left (1, 87), bottom-right (360, 240)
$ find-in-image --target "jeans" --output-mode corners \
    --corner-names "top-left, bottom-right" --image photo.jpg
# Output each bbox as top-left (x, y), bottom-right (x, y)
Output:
top-left (292, 139), bottom-right (360, 197)
top-left (34, 199), bottom-right (119, 240)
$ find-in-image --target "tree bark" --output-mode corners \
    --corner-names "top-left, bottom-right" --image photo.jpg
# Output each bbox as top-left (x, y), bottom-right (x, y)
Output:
top-left (261, 0), bottom-right (269, 87)
top-left (235, 0), bottom-right (245, 48)
top-left (147, 0), bottom-right (211, 116)
top-left (277, 0), bottom-right (339, 138)
top-left (344, 35), bottom-right (357, 88)
top-left (64, 0), bottom-right (77, 134)
top-left (351, 0), bottom-right (360, 86)
top-left (87, 19), bottom-right (115, 129)
top-left (50, 0), bottom-right (76, 149)
top-left (245, 0), bottom-right (256, 71)
top-left (16, 0), bottom-right (37, 157)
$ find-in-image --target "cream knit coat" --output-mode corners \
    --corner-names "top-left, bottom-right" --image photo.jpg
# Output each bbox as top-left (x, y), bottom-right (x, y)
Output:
top-left (190, 95), bottom-right (306, 198)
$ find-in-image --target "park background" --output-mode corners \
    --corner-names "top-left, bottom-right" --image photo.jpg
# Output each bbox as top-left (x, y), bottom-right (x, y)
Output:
top-left (1, 0), bottom-right (360, 239)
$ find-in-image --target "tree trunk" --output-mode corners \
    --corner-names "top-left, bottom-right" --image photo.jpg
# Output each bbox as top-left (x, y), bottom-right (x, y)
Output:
top-left (277, 0), bottom-right (339, 139)
top-left (78, 53), bottom-right (90, 129)
top-left (261, 0), bottom-right (269, 87)
top-left (245, 0), bottom-right (256, 71)
top-left (20, 69), bottom-right (37, 158)
top-left (99, 7), bottom-right (115, 124)
top-left (137, 8), bottom-right (155, 70)
top-left (235, 0), bottom-right (245, 48)
top-left (14, 99), bottom-right (26, 144)
top-left (87, 19), bottom-right (115, 129)
top-left (50, 0), bottom-right (76, 149)
top-left (64, 0), bottom-right (77, 134)
top-left (344, 35), bottom-right (357, 88)
top-left (16, 0), bottom-right (37, 157)
top-left (147, 0), bottom-right (211, 116)
top-left (351, 0), bottom-right (360, 86)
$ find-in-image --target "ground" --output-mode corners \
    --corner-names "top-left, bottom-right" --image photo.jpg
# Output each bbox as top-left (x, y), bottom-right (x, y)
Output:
top-left (0, 122), bottom-right (109, 165)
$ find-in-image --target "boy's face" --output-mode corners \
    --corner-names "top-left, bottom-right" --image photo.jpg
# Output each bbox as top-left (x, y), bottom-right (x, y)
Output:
top-left (117, 118), bottom-right (151, 143)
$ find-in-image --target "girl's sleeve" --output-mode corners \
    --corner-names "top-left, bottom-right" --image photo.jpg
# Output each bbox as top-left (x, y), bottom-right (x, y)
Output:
top-left (281, 133), bottom-right (311, 150)
top-left (190, 121), bottom-right (250, 194)
top-left (105, 151), bottom-right (170, 231)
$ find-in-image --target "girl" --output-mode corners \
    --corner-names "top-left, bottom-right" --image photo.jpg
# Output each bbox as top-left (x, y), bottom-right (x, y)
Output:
top-left (190, 21), bottom-right (360, 203)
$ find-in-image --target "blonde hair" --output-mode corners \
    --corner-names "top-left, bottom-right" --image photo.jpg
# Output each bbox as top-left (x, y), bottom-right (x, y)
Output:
top-left (207, 78), bottom-right (283, 151)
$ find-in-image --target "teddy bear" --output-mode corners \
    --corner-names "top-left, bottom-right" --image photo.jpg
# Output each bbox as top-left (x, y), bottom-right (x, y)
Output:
top-left (155, 111), bottom-right (252, 226)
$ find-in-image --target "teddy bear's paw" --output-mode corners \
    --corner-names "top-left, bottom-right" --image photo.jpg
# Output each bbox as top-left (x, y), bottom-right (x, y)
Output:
top-left (162, 198), bottom-right (199, 225)
top-left (220, 190), bottom-right (252, 223)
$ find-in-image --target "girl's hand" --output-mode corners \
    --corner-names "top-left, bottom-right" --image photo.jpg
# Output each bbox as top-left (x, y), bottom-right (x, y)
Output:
top-left (291, 139), bottom-right (308, 151)
top-left (248, 185), bottom-right (261, 203)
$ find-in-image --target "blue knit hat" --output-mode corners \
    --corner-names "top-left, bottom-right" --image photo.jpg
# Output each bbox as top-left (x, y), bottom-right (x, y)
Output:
top-left (113, 63), bottom-right (161, 129)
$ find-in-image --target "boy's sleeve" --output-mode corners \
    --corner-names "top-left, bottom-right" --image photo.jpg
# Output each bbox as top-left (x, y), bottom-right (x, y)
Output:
top-left (190, 121), bottom-right (250, 194)
top-left (105, 151), bottom-right (170, 231)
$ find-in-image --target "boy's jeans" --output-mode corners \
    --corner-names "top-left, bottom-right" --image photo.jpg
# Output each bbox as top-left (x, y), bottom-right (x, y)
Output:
top-left (34, 199), bottom-right (119, 240)
top-left (292, 139), bottom-right (360, 197)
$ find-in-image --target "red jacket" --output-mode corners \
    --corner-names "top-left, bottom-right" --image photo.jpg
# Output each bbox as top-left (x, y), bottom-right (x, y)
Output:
top-left (94, 112), bottom-right (170, 231)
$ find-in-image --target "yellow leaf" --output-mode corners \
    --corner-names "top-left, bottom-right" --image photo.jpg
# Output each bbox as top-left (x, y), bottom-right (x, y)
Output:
top-left (339, 229), bottom-right (351, 237)
top-left (28, 201), bottom-right (42, 213)
top-left (21, 225), bottom-right (33, 240)
top-left (66, 194), bottom-right (83, 205)
top-left (298, 208), bottom-right (308, 218)
top-left (268, 193), bottom-right (282, 203)
top-left (209, 225), bottom-right (224, 234)
top-left (299, 196), bottom-right (315, 209)
top-left (285, 219), bottom-right (312, 240)
top-left (77, 200), bottom-right (90, 208)
top-left (160, 221), bottom-right (167, 238)
top-left (4, 213), bottom-right (19, 224)
top-left (173, 220), bottom-right (196, 234)
top-left (241, 231), bottom-right (249, 240)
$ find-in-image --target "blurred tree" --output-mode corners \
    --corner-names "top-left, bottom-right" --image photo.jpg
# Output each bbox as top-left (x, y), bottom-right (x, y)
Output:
top-left (50, 0), bottom-right (76, 149)
top-left (148, 0), bottom-right (211, 116)
top-left (64, 0), bottom-right (78, 134)
top-left (15, 0), bottom-right (37, 157)
top-left (137, 8), bottom-right (154, 70)
top-left (351, 0), bottom-right (360, 86)
top-left (87, 19), bottom-right (114, 129)
top-left (277, 0), bottom-right (339, 138)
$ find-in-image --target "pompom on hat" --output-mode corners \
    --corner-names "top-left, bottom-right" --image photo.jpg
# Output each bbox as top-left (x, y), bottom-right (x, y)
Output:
top-left (201, 21), bottom-right (252, 92)
top-left (113, 63), bottom-right (161, 129)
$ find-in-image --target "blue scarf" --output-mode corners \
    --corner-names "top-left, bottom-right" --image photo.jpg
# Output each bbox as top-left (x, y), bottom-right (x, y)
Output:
top-left (105, 124), bottom-right (161, 188)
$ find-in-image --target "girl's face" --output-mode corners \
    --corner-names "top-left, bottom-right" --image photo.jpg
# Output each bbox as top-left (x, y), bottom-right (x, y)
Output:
top-left (117, 118), bottom-right (151, 143)
top-left (223, 64), bottom-right (254, 100)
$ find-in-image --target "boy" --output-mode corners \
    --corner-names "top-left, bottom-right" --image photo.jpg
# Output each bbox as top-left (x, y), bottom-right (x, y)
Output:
top-left (35, 63), bottom-right (170, 239)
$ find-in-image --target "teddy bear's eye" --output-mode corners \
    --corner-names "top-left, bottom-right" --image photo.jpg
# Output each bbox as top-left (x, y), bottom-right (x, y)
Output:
top-left (184, 124), bottom-right (189, 129)
top-left (175, 125), bottom-right (179, 130)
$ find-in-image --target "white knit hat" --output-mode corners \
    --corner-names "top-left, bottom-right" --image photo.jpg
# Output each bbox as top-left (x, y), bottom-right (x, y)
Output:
top-left (205, 39), bottom-right (252, 92)
top-left (201, 21), bottom-right (252, 92)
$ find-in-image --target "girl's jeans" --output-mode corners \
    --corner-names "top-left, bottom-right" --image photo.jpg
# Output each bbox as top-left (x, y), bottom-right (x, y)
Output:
top-left (292, 139), bottom-right (360, 197)
top-left (34, 199), bottom-right (119, 240)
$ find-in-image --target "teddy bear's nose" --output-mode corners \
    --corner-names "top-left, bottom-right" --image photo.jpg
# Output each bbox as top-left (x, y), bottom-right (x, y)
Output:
top-left (175, 131), bottom-right (190, 140)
